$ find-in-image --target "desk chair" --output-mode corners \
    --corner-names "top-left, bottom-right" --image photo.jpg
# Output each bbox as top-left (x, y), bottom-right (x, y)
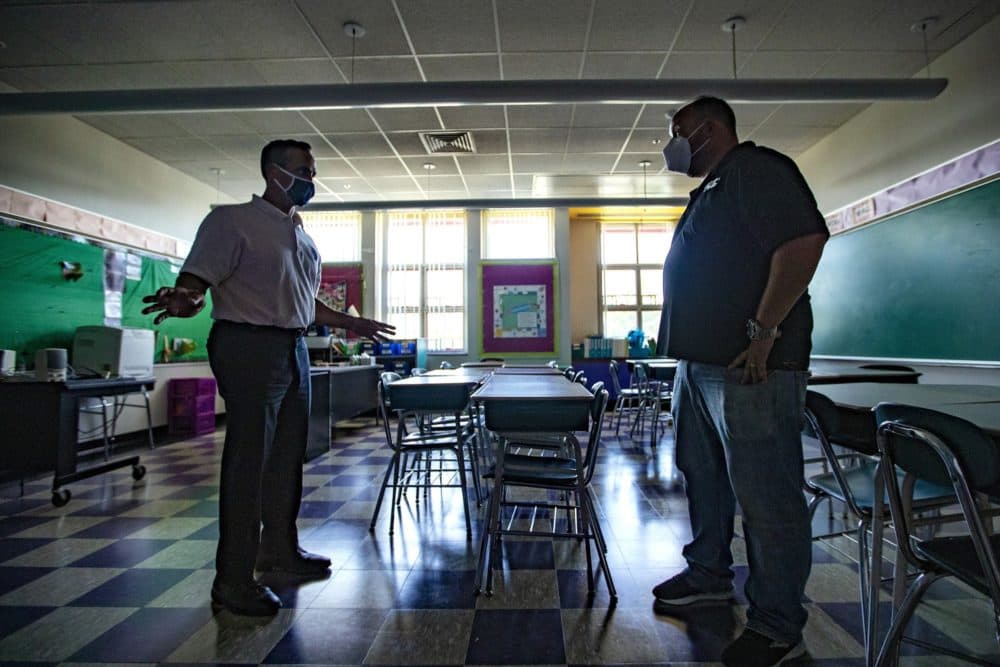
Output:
top-left (629, 363), bottom-right (671, 445)
top-left (476, 386), bottom-right (615, 600)
top-left (608, 359), bottom-right (641, 436)
top-left (802, 391), bottom-right (957, 664)
top-left (370, 374), bottom-right (477, 537)
top-left (874, 403), bottom-right (1000, 667)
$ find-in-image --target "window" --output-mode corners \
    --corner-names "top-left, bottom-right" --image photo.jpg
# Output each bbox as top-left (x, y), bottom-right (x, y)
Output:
top-left (482, 208), bottom-right (554, 259)
top-left (600, 222), bottom-right (673, 339)
top-left (382, 209), bottom-right (467, 352)
top-left (300, 211), bottom-right (362, 262)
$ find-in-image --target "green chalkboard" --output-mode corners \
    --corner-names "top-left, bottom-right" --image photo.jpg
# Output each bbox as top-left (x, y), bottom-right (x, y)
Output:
top-left (810, 178), bottom-right (1000, 362)
top-left (0, 219), bottom-right (212, 367)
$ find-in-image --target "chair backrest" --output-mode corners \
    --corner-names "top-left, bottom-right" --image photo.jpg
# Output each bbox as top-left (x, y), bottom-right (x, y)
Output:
top-left (582, 387), bottom-right (610, 484)
top-left (875, 402), bottom-right (1000, 607)
top-left (410, 367), bottom-right (427, 376)
top-left (803, 390), bottom-right (869, 516)
top-left (608, 360), bottom-right (623, 393)
top-left (376, 373), bottom-right (401, 446)
top-left (632, 362), bottom-right (650, 391)
top-left (439, 360), bottom-right (453, 369)
top-left (572, 369), bottom-right (586, 384)
top-left (546, 360), bottom-right (559, 368)
top-left (480, 357), bottom-right (504, 363)
top-left (563, 366), bottom-right (576, 379)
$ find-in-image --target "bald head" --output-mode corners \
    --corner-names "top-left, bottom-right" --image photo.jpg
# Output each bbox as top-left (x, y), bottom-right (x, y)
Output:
top-left (669, 96), bottom-right (740, 177)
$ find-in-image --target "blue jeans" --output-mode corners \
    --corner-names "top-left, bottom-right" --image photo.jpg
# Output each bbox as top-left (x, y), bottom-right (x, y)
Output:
top-left (672, 360), bottom-right (811, 644)
top-left (207, 322), bottom-right (311, 587)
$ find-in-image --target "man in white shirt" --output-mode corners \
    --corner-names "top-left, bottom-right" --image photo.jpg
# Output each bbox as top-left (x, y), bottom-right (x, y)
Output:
top-left (143, 139), bottom-right (394, 616)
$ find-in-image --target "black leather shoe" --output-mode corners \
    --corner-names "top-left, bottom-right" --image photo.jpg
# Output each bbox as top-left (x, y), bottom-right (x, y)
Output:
top-left (211, 581), bottom-right (281, 616)
top-left (256, 548), bottom-right (331, 575)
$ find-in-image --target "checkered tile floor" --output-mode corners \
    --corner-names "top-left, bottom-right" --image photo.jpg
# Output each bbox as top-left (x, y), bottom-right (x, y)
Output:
top-left (0, 416), bottom-right (995, 665)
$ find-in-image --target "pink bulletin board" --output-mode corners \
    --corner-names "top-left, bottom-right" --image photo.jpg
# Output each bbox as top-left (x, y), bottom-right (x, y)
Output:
top-left (480, 261), bottom-right (558, 355)
top-left (319, 263), bottom-right (363, 314)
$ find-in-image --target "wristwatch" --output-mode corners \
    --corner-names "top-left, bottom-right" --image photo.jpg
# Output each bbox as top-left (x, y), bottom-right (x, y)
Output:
top-left (746, 318), bottom-right (779, 341)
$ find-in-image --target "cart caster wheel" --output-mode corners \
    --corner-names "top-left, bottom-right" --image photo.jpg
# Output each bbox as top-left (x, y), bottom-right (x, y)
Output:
top-left (131, 464), bottom-right (146, 481)
top-left (52, 489), bottom-right (71, 507)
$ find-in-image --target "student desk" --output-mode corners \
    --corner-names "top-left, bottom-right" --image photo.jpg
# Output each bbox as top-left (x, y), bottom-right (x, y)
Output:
top-left (812, 381), bottom-right (1000, 661)
top-left (0, 376), bottom-right (154, 505)
top-left (806, 361), bottom-right (922, 385)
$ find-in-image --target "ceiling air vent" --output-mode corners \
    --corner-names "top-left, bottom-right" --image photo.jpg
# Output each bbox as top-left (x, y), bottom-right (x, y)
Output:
top-left (419, 131), bottom-right (476, 154)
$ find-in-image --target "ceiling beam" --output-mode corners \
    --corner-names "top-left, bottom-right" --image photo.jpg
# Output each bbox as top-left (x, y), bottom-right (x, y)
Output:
top-left (302, 196), bottom-right (690, 211)
top-left (0, 78), bottom-right (948, 115)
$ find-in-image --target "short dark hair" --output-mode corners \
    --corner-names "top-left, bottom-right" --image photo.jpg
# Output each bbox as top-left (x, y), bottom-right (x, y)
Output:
top-left (685, 96), bottom-right (737, 134)
top-left (260, 139), bottom-right (312, 178)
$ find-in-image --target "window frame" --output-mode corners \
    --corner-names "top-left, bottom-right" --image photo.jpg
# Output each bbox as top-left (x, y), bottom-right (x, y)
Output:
top-left (599, 222), bottom-right (672, 338)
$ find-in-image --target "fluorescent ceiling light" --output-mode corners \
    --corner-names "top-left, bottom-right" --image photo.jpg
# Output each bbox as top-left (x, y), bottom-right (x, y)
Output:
top-left (0, 78), bottom-right (947, 116)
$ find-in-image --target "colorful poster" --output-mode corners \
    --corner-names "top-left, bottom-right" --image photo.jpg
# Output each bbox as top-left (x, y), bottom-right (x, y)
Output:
top-left (493, 284), bottom-right (546, 338)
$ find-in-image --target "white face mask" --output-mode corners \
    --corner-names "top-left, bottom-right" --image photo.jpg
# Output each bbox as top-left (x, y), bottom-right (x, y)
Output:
top-left (662, 120), bottom-right (709, 174)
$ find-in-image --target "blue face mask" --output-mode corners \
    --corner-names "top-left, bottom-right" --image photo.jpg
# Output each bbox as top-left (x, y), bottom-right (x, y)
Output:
top-left (662, 120), bottom-right (709, 175)
top-left (273, 164), bottom-right (315, 207)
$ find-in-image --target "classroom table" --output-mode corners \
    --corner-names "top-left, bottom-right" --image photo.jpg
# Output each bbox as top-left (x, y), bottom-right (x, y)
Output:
top-left (806, 361), bottom-right (922, 385)
top-left (493, 366), bottom-right (564, 375)
top-left (0, 375), bottom-right (154, 505)
top-left (812, 382), bottom-right (1000, 662)
top-left (471, 373), bottom-right (594, 594)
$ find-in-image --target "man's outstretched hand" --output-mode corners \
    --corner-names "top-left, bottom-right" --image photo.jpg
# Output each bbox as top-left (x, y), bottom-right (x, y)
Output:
top-left (349, 317), bottom-right (396, 343)
top-left (141, 286), bottom-right (206, 324)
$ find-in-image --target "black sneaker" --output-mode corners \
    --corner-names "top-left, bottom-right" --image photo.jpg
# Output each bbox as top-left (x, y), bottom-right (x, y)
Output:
top-left (652, 570), bottom-right (733, 608)
top-left (210, 580), bottom-right (281, 616)
top-left (721, 628), bottom-right (806, 666)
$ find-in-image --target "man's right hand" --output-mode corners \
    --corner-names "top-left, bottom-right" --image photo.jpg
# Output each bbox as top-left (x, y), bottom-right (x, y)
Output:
top-left (141, 286), bottom-right (206, 324)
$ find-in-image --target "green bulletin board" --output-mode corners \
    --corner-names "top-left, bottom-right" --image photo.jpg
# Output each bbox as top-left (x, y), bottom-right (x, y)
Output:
top-left (0, 218), bottom-right (212, 367)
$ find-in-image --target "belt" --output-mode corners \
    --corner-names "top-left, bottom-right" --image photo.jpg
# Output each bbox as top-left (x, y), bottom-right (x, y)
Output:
top-left (214, 320), bottom-right (307, 338)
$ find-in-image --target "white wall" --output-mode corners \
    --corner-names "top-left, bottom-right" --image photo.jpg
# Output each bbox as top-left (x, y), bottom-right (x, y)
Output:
top-left (0, 114), bottom-right (224, 241)
top-left (798, 14), bottom-right (1000, 214)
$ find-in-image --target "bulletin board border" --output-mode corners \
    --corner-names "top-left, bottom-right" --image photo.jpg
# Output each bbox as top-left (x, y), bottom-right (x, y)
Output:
top-left (479, 260), bottom-right (558, 357)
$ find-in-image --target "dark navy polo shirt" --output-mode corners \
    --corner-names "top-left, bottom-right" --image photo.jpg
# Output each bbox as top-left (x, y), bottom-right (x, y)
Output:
top-left (656, 142), bottom-right (829, 370)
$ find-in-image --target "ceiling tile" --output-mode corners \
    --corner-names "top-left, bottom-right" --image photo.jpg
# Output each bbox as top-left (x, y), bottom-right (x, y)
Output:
top-left (233, 111), bottom-right (317, 135)
top-left (560, 153), bottom-right (617, 173)
top-left (368, 175), bottom-right (423, 192)
top-left (436, 106), bottom-right (506, 130)
top-left (465, 130), bottom-right (510, 155)
top-left (302, 109), bottom-right (377, 133)
top-left (350, 157), bottom-right (412, 178)
top-left (126, 136), bottom-right (225, 163)
top-left (582, 53), bottom-right (665, 79)
top-left (253, 59), bottom-right (346, 86)
top-left (566, 128), bottom-right (629, 153)
top-left (507, 106), bottom-right (575, 128)
top-left (455, 155), bottom-right (511, 175)
top-left (572, 104), bottom-right (643, 128)
top-left (589, 0), bottom-right (693, 51)
top-left (420, 56), bottom-right (501, 82)
top-left (168, 113), bottom-right (259, 137)
top-left (464, 175), bottom-right (513, 193)
top-left (498, 0), bottom-right (592, 52)
top-left (502, 53), bottom-right (582, 79)
top-left (512, 155), bottom-right (565, 174)
top-left (745, 124), bottom-right (831, 155)
top-left (672, 1), bottom-right (790, 52)
top-left (383, 132), bottom-right (428, 157)
top-left (167, 159), bottom-right (258, 185)
top-left (765, 103), bottom-right (867, 128)
top-left (369, 107), bottom-right (442, 132)
top-left (297, 0), bottom-right (411, 57)
top-left (403, 157), bottom-right (458, 176)
top-left (332, 57), bottom-right (423, 83)
top-left (202, 135), bottom-right (270, 160)
top-left (623, 128), bottom-right (668, 153)
top-left (509, 128), bottom-right (570, 154)
top-left (815, 51), bottom-right (923, 78)
top-left (314, 158), bottom-right (362, 179)
top-left (326, 132), bottom-right (392, 158)
top-left (80, 114), bottom-right (187, 139)
top-left (422, 175), bottom-right (467, 193)
top-left (739, 51), bottom-right (833, 78)
top-left (395, 0), bottom-right (496, 55)
top-left (659, 51), bottom-right (750, 78)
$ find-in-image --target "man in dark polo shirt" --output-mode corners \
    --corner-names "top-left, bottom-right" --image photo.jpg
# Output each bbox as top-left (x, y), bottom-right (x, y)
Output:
top-left (652, 97), bottom-right (828, 666)
top-left (142, 139), bottom-right (394, 616)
